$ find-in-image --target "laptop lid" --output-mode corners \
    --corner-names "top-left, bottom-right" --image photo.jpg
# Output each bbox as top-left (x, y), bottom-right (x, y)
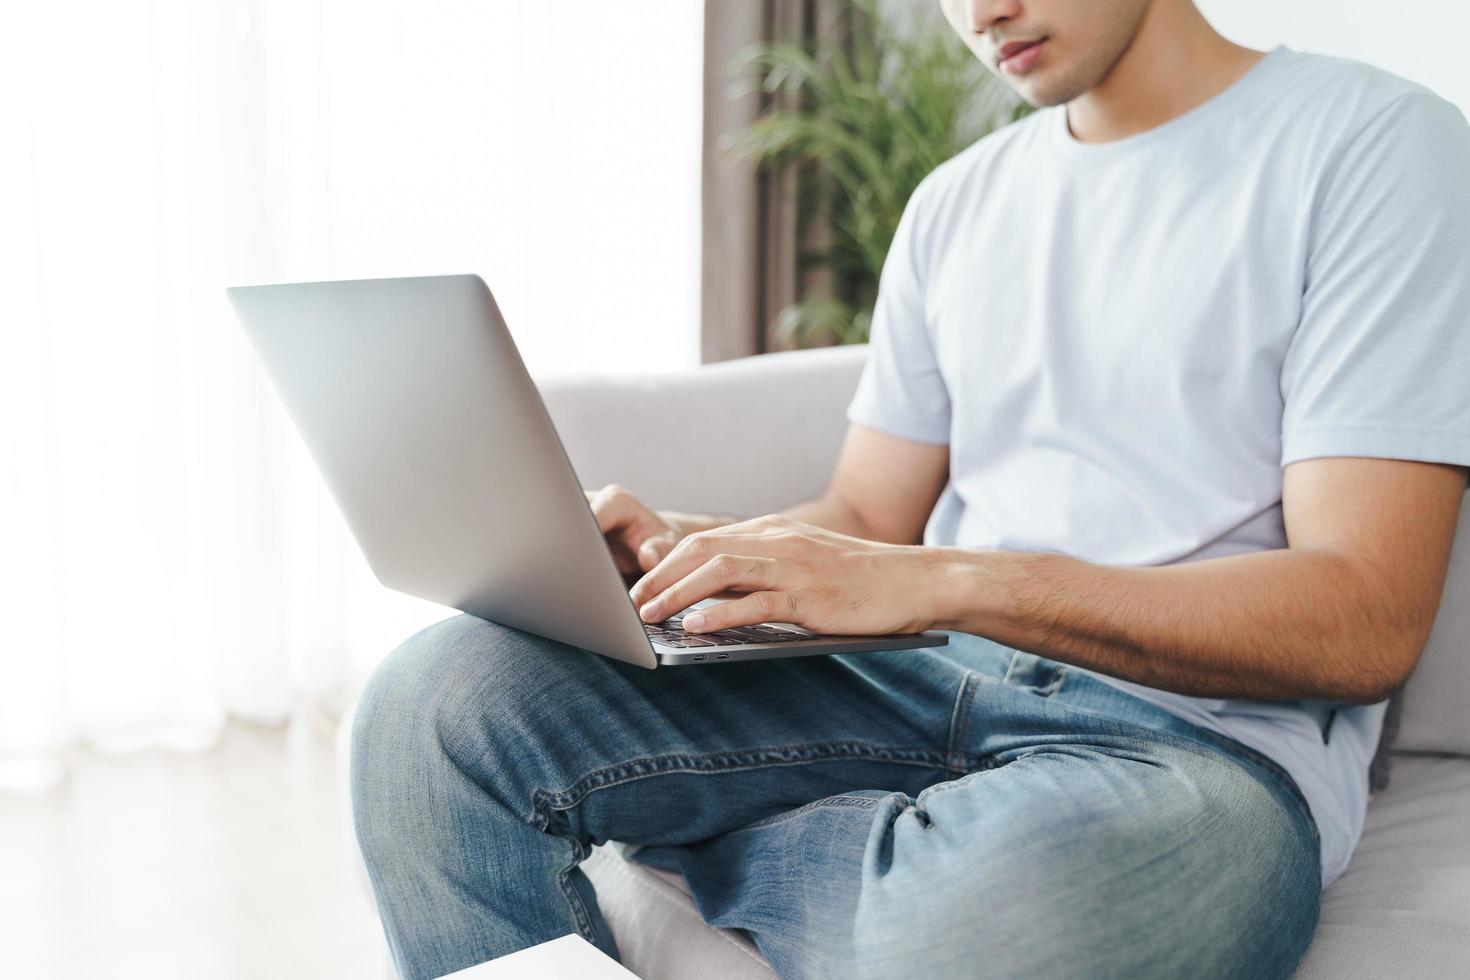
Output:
top-left (227, 274), bottom-right (657, 668)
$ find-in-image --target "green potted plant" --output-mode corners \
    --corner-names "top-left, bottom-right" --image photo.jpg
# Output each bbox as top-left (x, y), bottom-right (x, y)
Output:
top-left (731, 0), bottom-right (1029, 345)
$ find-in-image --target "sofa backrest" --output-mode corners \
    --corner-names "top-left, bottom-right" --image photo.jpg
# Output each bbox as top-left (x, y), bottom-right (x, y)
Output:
top-left (1396, 497), bottom-right (1470, 755)
top-left (542, 344), bottom-right (868, 520)
top-left (544, 344), bottom-right (1468, 756)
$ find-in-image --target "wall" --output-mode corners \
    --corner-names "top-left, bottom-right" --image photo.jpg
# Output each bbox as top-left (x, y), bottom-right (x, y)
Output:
top-left (1198, 0), bottom-right (1470, 112)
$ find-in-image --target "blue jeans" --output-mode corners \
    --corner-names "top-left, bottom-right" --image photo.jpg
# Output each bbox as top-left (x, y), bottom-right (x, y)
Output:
top-left (351, 616), bottom-right (1321, 979)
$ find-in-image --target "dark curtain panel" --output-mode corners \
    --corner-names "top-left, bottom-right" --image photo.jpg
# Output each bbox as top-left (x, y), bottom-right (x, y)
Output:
top-left (700, 0), bottom-right (847, 361)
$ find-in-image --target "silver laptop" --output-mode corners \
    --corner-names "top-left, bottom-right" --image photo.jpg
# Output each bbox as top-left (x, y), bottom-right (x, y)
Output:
top-left (227, 274), bottom-right (947, 667)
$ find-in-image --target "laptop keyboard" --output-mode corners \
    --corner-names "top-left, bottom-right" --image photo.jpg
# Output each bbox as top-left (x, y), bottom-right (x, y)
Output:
top-left (644, 615), bottom-right (812, 648)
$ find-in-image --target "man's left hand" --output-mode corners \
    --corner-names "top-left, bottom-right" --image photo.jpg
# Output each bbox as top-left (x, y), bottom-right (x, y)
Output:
top-left (629, 515), bottom-right (942, 636)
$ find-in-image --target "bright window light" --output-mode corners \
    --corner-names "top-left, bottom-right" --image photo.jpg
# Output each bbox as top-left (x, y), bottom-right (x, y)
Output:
top-left (0, 0), bottom-right (705, 764)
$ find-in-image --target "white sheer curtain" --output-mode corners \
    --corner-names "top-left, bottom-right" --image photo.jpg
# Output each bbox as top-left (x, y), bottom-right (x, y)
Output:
top-left (0, 0), bottom-right (703, 792)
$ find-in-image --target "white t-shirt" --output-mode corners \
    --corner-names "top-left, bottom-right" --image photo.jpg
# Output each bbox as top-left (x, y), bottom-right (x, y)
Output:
top-left (847, 47), bottom-right (1470, 886)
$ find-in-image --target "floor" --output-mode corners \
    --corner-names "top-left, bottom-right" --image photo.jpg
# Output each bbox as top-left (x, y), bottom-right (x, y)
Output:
top-left (1, 717), bottom-right (390, 980)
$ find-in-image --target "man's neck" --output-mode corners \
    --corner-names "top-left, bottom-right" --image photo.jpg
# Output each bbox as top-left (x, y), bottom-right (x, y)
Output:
top-left (1066, 1), bottom-right (1264, 144)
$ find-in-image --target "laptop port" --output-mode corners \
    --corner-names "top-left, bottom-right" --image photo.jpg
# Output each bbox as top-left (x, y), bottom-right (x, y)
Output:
top-left (692, 654), bottom-right (708, 662)
top-left (716, 652), bottom-right (730, 660)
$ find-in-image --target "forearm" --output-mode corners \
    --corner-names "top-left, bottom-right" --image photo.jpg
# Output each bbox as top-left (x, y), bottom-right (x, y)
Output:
top-left (637, 462), bottom-right (1460, 689)
top-left (929, 547), bottom-right (1424, 703)
top-left (668, 499), bottom-right (874, 540)
top-left (781, 493), bottom-right (892, 541)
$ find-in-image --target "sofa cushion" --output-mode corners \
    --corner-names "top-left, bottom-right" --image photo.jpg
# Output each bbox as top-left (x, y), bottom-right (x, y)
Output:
top-left (586, 756), bottom-right (1470, 978)
top-left (1393, 495), bottom-right (1470, 755)
top-left (583, 845), bottom-right (776, 980)
top-left (1294, 755), bottom-right (1470, 977)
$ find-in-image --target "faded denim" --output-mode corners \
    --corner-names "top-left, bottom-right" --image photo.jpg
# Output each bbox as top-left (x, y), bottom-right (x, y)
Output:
top-left (352, 616), bottom-right (1321, 979)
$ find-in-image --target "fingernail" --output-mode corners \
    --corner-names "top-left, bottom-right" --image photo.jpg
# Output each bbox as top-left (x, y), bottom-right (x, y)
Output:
top-left (683, 613), bottom-right (707, 632)
top-left (640, 602), bottom-right (658, 622)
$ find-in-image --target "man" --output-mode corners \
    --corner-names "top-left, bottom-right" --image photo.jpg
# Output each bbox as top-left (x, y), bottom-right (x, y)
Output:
top-left (352, 1), bottom-right (1470, 977)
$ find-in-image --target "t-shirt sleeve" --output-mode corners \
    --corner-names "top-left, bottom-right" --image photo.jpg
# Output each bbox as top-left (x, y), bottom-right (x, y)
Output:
top-left (1281, 90), bottom-right (1470, 468)
top-left (846, 179), bottom-right (952, 445)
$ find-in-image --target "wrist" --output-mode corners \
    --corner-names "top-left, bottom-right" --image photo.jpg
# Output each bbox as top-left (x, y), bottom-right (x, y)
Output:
top-left (921, 547), bottom-right (1021, 633)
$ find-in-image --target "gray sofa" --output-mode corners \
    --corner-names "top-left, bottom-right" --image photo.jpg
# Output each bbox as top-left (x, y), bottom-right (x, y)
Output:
top-left (341, 344), bottom-right (1470, 978)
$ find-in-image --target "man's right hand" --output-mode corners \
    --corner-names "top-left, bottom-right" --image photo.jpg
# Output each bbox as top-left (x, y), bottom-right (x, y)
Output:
top-left (586, 484), bottom-right (730, 576)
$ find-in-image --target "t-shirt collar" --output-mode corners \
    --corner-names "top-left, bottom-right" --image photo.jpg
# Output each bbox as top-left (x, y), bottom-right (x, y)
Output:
top-left (1046, 45), bottom-right (1290, 162)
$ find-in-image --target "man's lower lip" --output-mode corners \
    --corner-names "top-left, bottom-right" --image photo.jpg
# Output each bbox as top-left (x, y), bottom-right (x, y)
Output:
top-left (1000, 40), bottom-right (1044, 76)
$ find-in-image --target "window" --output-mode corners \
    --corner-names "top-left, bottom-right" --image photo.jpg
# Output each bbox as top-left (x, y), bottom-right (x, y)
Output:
top-left (0, 0), bottom-right (705, 768)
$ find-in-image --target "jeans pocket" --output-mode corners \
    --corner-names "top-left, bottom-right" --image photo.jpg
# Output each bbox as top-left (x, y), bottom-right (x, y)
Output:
top-left (1001, 651), bottom-right (1068, 697)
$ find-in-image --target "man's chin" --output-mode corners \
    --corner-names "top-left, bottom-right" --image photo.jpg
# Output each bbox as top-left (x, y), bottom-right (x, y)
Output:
top-left (1005, 73), bottom-right (1076, 108)
top-left (1004, 74), bottom-right (1076, 109)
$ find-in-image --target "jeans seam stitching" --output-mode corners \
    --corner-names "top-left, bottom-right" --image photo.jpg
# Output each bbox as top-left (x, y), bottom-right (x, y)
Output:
top-left (917, 768), bottom-right (991, 802)
top-left (551, 828), bottom-right (598, 942)
top-left (539, 741), bottom-right (956, 813)
top-left (945, 672), bottom-right (978, 771)
top-left (734, 794), bottom-right (880, 832)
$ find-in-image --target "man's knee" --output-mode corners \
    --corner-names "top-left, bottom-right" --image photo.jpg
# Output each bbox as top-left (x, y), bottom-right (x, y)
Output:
top-left (844, 756), bottom-right (1319, 979)
top-left (349, 616), bottom-right (575, 831)
top-left (355, 616), bottom-right (517, 756)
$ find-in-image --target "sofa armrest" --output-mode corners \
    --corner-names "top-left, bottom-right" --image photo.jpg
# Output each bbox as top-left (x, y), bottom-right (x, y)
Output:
top-left (539, 345), bottom-right (868, 520)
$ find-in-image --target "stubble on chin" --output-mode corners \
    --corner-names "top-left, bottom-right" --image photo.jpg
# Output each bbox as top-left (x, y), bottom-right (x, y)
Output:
top-left (1002, 74), bottom-right (1078, 109)
top-left (1002, 49), bottom-right (1116, 109)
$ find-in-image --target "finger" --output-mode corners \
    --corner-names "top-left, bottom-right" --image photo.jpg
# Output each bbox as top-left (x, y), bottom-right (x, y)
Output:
top-left (637, 531), bottom-right (679, 572)
top-left (608, 542), bottom-right (639, 576)
top-left (588, 484), bottom-right (650, 535)
top-left (589, 484), bottom-right (677, 571)
top-left (587, 487), bottom-right (647, 574)
top-left (628, 516), bottom-right (808, 603)
top-left (629, 529), bottom-right (772, 606)
top-left (638, 554), bottom-right (781, 623)
top-left (681, 591), bottom-right (798, 633)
